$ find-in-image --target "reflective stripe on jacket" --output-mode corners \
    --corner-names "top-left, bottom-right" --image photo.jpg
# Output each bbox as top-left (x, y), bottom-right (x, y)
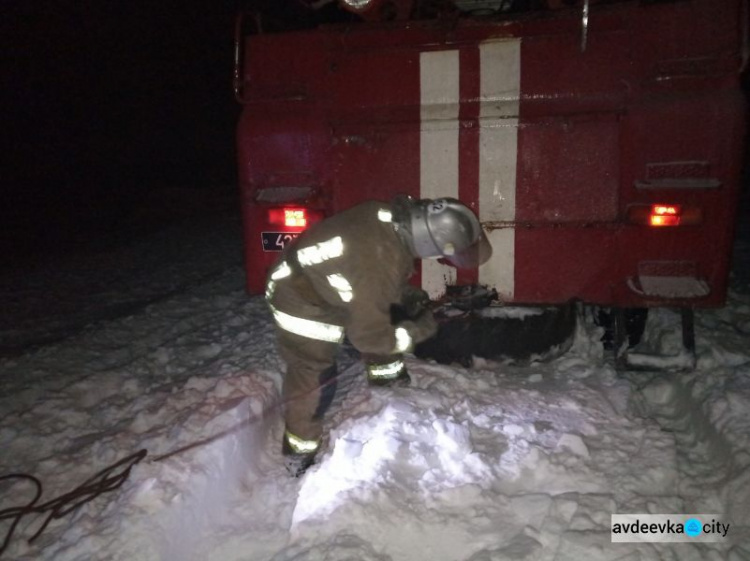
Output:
top-left (267, 201), bottom-right (415, 355)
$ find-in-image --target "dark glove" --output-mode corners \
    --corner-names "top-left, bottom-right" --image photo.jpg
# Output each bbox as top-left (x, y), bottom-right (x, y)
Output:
top-left (390, 286), bottom-right (431, 324)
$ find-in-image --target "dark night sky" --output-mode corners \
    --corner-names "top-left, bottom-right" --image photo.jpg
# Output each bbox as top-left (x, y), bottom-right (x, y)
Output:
top-left (2, 1), bottom-right (240, 261)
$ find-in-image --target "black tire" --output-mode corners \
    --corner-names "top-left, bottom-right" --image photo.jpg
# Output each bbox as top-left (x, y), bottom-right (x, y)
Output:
top-left (415, 301), bottom-right (577, 366)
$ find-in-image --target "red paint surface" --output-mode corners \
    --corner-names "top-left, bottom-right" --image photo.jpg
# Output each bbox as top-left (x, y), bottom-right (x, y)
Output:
top-left (457, 46), bottom-right (481, 287)
top-left (237, 0), bottom-right (745, 306)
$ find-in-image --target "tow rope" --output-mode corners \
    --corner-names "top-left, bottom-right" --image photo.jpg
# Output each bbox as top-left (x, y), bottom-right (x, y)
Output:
top-left (0, 358), bottom-right (363, 558)
top-left (0, 450), bottom-right (146, 557)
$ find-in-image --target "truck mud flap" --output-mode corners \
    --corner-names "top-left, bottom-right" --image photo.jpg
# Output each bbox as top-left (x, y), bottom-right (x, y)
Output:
top-left (415, 301), bottom-right (577, 367)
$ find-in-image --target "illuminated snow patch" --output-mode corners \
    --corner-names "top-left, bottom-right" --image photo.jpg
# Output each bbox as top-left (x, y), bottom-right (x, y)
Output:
top-left (126, 375), bottom-right (277, 561)
top-left (292, 399), bottom-right (490, 526)
top-left (149, 398), bottom-right (262, 560)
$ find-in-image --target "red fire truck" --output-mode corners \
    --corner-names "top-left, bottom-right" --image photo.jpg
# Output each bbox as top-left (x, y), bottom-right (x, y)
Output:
top-left (235, 0), bottom-right (747, 367)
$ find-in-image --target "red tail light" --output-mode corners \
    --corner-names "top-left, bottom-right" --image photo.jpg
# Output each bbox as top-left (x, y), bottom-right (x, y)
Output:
top-left (268, 207), bottom-right (307, 227)
top-left (650, 205), bottom-right (680, 227)
top-left (267, 207), bottom-right (324, 229)
top-left (627, 204), bottom-right (703, 227)
top-left (284, 209), bottom-right (307, 227)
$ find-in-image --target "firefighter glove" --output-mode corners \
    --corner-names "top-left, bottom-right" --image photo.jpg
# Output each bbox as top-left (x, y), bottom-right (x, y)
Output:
top-left (402, 286), bottom-right (431, 318)
top-left (391, 286), bottom-right (432, 324)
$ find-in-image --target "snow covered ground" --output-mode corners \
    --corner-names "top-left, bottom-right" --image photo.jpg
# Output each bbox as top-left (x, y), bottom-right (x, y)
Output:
top-left (1, 208), bottom-right (750, 560)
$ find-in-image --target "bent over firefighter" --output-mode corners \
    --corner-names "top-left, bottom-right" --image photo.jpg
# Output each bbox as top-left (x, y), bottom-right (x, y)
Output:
top-left (265, 195), bottom-right (491, 475)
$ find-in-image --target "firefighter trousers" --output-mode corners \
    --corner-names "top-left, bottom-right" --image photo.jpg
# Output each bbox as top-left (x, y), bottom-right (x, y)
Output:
top-left (276, 331), bottom-right (407, 444)
top-left (277, 329), bottom-right (339, 443)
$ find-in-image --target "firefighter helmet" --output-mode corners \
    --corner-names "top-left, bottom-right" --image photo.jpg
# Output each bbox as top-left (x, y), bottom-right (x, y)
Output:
top-left (392, 196), bottom-right (492, 269)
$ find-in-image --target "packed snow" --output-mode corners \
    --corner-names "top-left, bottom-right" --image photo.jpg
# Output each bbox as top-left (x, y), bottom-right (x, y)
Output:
top-left (1, 209), bottom-right (750, 560)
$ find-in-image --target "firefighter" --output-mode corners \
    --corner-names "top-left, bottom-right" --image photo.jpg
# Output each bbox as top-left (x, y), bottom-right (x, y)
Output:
top-left (265, 195), bottom-right (491, 476)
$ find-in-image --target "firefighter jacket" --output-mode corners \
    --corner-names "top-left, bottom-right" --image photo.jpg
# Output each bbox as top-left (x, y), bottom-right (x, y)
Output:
top-left (265, 201), bottom-right (437, 356)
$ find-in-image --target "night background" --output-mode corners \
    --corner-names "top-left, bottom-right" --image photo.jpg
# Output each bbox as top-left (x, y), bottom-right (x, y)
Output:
top-left (2, 0), bottom-right (241, 266)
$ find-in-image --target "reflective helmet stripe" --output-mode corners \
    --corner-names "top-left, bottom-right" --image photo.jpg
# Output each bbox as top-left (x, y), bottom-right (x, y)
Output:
top-left (285, 430), bottom-right (320, 454)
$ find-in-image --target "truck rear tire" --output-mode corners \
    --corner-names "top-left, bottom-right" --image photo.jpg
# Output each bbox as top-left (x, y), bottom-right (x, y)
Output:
top-left (415, 301), bottom-right (577, 366)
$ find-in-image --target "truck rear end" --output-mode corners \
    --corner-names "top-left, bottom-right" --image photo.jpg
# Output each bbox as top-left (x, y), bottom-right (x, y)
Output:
top-left (236, 0), bottom-right (746, 363)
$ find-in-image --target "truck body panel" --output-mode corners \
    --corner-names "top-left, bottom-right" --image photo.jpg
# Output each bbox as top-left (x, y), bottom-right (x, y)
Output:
top-left (237, 0), bottom-right (746, 308)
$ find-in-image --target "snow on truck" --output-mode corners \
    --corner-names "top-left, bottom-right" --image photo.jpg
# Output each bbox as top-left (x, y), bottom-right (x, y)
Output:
top-left (234, 0), bottom-right (747, 368)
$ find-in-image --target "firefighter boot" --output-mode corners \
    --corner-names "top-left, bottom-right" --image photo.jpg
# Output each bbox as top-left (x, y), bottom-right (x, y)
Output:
top-left (282, 429), bottom-right (319, 477)
top-left (366, 356), bottom-right (411, 387)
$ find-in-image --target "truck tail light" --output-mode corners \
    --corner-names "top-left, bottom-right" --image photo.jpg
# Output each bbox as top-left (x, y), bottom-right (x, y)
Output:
top-left (267, 207), bottom-right (324, 229)
top-left (284, 209), bottom-right (307, 227)
top-left (627, 204), bottom-right (703, 227)
top-left (650, 205), bottom-right (680, 227)
top-left (267, 208), bottom-right (307, 228)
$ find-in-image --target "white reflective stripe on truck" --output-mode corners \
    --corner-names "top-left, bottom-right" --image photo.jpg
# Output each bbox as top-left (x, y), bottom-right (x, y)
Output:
top-left (419, 41), bottom-right (520, 301)
top-left (420, 49), bottom-right (459, 299)
top-left (477, 39), bottom-right (520, 301)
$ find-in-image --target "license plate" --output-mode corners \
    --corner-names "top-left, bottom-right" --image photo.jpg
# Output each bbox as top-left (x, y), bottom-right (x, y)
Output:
top-left (262, 232), bottom-right (300, 252)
